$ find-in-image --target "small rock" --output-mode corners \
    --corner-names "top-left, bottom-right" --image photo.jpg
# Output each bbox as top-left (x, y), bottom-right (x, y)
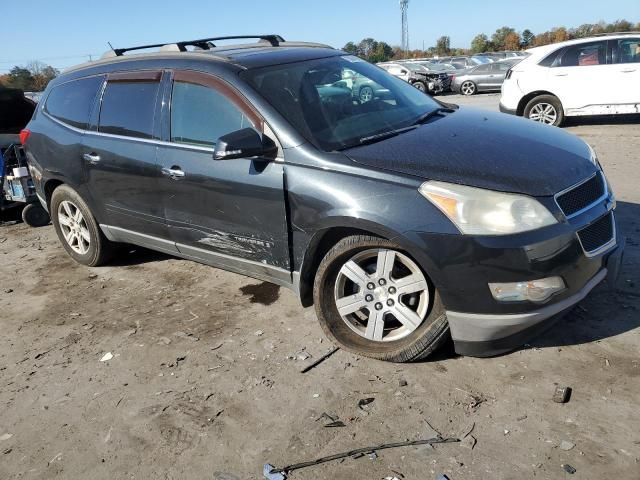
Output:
top-left (312, 393), bottom-right (320, 398)
top-left (560, 441), bottom-right (575, 451)
top-left (82, 323), bottom-right (94, 330)
top-left (124, 328), bottom-right (137, 337)
top-left (88, 273), bottom-right (98, 279)
top-left (3, 448), bottom-right (11, 455)
top-left (562, 464), bottom-right (576, 474)
top-left (368, 451), bottom-right (378, 460)
top-left (399, 379), bottom-right (408, 387)
top-left (0, 433), bottom-right (12, 441)
top-left (4, 288), bottom-right (13, 293)
top-left (254, 330), bottom-right (264, 336)
top-left (158, 337), bottom-right (171, 345)
top-left (100, 352), bottom-right (113, 362)
top-left (504, 429), bottom-right (510, 435)
top-left (296, 351), bottom-right (311, 361)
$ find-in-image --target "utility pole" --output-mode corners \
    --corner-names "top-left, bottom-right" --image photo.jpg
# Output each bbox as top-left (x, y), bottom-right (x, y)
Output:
top-left (400, 0), bottom-right (409, 55)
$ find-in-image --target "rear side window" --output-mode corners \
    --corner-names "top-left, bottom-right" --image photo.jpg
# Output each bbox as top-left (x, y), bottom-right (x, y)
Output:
top-left (99, 80), bottom-right (160, 139)
top-left (615, 38), bottom-right (640, 64)
top-left (44, 76), bottom-right (103, 129)
top-left (560, 41), bottom-right (607, 67)
top-left (170, 81), bottom-right (255, 147)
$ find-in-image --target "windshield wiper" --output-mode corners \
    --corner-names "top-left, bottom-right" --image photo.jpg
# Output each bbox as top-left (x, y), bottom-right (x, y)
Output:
top-left (411, 107), bottom-right (456, 126)
top-left (355, 125), bottom-right (418, 146)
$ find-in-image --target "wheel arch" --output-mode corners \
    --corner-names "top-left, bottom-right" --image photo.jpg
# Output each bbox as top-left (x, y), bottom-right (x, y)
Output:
top-left (517, 90), bottom-right (560, 116)
top-left (44, 178), bottom-right (65, 210)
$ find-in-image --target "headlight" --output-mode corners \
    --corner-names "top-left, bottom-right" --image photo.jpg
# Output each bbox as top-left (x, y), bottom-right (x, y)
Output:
top-left (419, 181), bottom-right (557, 235)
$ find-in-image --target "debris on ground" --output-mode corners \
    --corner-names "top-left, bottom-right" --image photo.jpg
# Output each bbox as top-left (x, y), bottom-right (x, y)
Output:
top-left (560, 440), bottom-right (576, 451)
top-left (553, 386), bottom-right (572, 403)
top-left (398, 379), bottom-right (408, 387)
top-left (368, 451), bottom-right (378, 460)
top-left (173, 331), bottom-right (199, 342)
top-left (300, 347), bottom-right (339, 373)
top-left (460, 435), bottom-right (477, 450)
top-left (0, 433), bottom-right (13, 441)
top-left (254, 330), bottom-right (264, 336)
top-left (357, 397), bottom-right (375, 411)
top-left (316, 413), bottom-right (346, 428)
top-left (263, 437), bottom-right (459, 479)
top-left (562, 464), bottom-right (577, 474)
top-left (436, 475), bottom-right (451, 480)
top-left (3, 447), bottom-right (12, 454)
top-left (99, 352), bottom-right (113, 362)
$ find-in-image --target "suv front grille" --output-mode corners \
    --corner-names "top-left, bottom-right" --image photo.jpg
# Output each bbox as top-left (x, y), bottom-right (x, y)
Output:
top-left (577, 212), bottom-right (615, 256)
top-left (556, 173), bottom-right (606, 218)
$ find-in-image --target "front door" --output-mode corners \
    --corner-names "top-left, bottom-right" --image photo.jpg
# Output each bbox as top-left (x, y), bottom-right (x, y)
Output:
top-left (82, 71), bottom-right (168, 239)
top-left (157, 70), bottom-right (290, 282)
top-left (610, 37), bottom-right (640, 110)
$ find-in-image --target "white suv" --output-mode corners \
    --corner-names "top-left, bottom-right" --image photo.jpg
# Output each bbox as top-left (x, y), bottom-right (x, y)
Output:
top-left (500, 33), bottom-right (640, 126)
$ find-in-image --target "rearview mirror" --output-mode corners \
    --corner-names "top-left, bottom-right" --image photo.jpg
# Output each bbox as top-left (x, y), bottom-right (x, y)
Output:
top-left (213, 128), bottom-right (277, 161)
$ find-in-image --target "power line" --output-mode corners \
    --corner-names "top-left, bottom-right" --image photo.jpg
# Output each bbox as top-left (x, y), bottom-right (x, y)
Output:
top-left (0, 54), bottom-right (100, 65)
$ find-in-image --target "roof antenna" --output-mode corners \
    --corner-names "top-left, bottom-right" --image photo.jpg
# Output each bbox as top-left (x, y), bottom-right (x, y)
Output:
top-left (107, 41), bottom-right (115, 51)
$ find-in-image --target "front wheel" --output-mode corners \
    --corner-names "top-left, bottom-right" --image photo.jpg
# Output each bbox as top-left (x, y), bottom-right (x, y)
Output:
top-left (523, 95), bottom-right (564, 126)
top-left (413, 81), bottom-right (427, 93)
top-left (313, 235), bottom-right (449, 362)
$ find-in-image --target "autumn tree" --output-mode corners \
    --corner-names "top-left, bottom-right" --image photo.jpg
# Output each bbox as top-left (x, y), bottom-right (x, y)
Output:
top-left (435, 36), bottom-right (451, 55)
top-left (504, 32), bottom-right (522, 51)
top-left (470, 34), bottom-right (491, 53)
top-left (491, 26), bottom-right (517, 50)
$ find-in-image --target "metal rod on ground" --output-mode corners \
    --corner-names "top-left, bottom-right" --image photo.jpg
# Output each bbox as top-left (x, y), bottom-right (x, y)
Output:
top-left (265, 437), bottom-right (459, 478)
top-left (299, 347), bottom-right (339, 373)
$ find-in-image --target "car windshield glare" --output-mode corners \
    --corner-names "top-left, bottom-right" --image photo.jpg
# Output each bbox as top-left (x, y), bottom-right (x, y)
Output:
top-left (241, 55), bottom-right (440, 151)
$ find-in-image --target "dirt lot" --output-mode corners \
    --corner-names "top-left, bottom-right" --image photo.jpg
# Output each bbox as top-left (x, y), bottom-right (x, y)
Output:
top-left (1, 96), bottom-right (639, 480)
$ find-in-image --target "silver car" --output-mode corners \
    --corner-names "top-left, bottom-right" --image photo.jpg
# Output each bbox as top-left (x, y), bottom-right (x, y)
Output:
top-left (452, 59), bottom-right (520, 96)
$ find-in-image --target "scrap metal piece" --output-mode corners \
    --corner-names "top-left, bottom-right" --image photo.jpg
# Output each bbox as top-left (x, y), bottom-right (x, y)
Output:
top-left (263, 464), bottom-right (286, 480)
top-left (300, 347), bottom-right (339, 373)
top-left (265, 437), bottom-right (459, 478)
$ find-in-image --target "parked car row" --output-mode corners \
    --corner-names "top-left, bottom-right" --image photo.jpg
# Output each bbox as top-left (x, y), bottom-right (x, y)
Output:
top-left (376, 62), bottom-right (451, 94)
top-left (451, 58), bottom-right (522, 95)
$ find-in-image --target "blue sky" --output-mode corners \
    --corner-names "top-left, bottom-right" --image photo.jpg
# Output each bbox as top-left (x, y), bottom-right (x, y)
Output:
top-left (1, 0), bottom-right (638, 72)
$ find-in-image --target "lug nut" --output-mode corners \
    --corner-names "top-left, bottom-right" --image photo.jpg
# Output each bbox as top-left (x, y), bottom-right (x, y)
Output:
top-left (388, 286), bottom-right (396, 294)
top-left (375, 302), bottom-right (383, 311)
top-left (367, 282), bottom-right (375, 290)
top-left (386, 299), bottom-right (394, 307)
top-left (365, 294), bottom-right (374, 302)
top-left (378, 278), bottom-right (387, 286)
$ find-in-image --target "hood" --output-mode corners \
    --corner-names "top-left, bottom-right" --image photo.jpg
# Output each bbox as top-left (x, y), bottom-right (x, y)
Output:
top-left (344, 107), bottom-right (597, 196)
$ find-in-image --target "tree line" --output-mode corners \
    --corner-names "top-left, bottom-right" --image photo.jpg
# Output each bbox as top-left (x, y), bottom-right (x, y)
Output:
top-left (0, 62), bottom-right (59, 91)
top-left (344, 19), bottom-right (639, 62)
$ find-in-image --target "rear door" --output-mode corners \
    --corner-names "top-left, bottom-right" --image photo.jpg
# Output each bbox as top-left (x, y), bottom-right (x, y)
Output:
top-left (157, 70), bottom-right (290, 281)
top-left (82, 71), bottom-right (170, 241)
top-left (470, 65), bottom-right (491, 89)
top-left (609, 37), bottom-right (640, 110)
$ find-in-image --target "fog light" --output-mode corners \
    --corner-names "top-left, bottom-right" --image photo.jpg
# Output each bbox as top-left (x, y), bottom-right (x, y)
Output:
top-left (488, 277), bottom-right (565, 303)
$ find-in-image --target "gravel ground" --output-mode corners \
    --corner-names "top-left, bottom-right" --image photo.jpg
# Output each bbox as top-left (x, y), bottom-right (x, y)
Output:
top-left (1, 95), bottom-right (639, 480)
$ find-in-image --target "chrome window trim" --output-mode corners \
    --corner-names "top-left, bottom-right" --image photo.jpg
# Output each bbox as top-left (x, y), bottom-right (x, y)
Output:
top-left (554, 171), bottom-right (609, 220)
top-left (576, 212), bottom-right (616, 258)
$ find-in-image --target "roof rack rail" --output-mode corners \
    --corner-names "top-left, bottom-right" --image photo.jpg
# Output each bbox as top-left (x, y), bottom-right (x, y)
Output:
top-left (592, 31), bottom-right (639, 37)
top-left (111, 35), bottom-right (285, 56)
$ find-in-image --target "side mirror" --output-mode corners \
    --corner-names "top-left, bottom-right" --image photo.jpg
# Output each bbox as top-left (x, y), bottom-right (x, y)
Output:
top-left (213, 128), bottom-right (277, 161)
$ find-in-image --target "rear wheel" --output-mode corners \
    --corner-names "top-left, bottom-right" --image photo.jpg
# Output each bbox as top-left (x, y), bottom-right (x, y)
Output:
top-left (313, 235), bottom-right (449, 362)
top-left (524, 95), bottom-right (564, 126)
top-left (359, 86), bottom-right (374, 103)
top-left (21, 203), bottom-right (50, 227)
top-left (460, 81), bottom-right (476, 96)
top-left (50, 185), bottom-right (114, 266)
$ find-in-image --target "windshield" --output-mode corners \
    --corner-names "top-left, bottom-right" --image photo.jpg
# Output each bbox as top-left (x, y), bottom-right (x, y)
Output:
top-left (242, 55), bottom-right (441, 151)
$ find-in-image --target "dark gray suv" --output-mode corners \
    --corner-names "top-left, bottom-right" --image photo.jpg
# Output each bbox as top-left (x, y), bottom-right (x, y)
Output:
top-left (22, 35), bottom-right (623, 362)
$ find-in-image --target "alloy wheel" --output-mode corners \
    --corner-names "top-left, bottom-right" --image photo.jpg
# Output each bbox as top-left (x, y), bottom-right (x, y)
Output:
top-left (528, 103), bottom-right (558, 124)
top-left (461, 81), bottom-right (475, 95)
top-left (334, 249), bottom-right (430, 342)
top-left (57, 200), bottom-right (91, 255)
top-left (359, 86), bottom-right (373, 103)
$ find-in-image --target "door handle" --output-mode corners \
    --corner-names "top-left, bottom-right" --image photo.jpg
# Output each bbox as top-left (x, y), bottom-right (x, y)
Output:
top-left (162, 166), bottom-right (185, 180)
top-left (621, 69), bottom-right (636, 73)
top-left (82, 153), bottom-right (101, 164)
top-left (553, 73), bottom-right (569, 77)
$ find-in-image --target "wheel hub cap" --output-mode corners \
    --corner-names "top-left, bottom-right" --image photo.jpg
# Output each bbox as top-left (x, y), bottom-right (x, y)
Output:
top-left (334, 249), bottom-right (430, 342)
top-left (529, 103), bottom-right (557, 124)
top-left (58, 200), bottom-right (90, 255)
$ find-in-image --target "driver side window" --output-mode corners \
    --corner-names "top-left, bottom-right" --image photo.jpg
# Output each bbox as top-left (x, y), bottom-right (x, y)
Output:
top-left (171, 79), bottom-right (256, 148)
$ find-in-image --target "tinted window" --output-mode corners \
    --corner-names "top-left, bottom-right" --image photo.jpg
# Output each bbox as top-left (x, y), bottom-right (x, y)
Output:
top-left (474, 65), bottom-right (491, 74)
top-left (99, 81), bottom-right (159, 138)
top-left (616, 38), bottom-right (640, 64)
top-left (45, 76), bottom-right (103, 129)
top-left (560, 41), bottom-right (607, 67)
top-left (491, 63), bottom-right (511, 72)
top-left (170, 81), bottom-right (255, 147)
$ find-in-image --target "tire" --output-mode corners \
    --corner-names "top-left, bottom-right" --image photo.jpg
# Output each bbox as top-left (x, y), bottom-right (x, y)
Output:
top-left (413, 81), bottom-right (427, 93)
top-left (21, 203), bottom-right (50, 227)
top-left (523, 94), bottom-right (564, 127)
top-left (313, 235), bottom-right (449, 362)
top-left (358, 86), bottom-right (374, 103)
top-left (460, 81), bottom-right (476, 96)
top-left (50, 184), bottom-right (114, 266)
